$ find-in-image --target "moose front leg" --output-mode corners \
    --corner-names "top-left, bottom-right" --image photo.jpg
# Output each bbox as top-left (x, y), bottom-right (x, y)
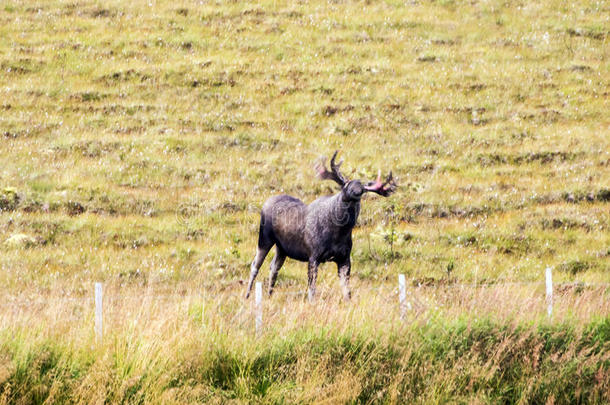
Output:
top-left (307, 259), bottom-right (319, 302)
top-left (337, 258), bottom-right (351, 300)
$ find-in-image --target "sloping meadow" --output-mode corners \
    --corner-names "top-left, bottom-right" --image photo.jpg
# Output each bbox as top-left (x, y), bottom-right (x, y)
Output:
top-left (0, 0), bottom-right (608, 402)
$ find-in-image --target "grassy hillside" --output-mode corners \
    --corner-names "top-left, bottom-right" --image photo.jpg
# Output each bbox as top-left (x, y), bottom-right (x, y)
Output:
top-left (0, 0), bottom-right (608, 402)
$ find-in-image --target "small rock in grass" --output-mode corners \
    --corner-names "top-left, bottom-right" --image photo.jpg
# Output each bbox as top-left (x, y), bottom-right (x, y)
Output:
top-left (4, 233), bottom-right (38, 248)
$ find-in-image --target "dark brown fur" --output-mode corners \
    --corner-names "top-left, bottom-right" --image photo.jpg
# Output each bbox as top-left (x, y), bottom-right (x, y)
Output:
top-left (245, 152), bottom-right (396, 301)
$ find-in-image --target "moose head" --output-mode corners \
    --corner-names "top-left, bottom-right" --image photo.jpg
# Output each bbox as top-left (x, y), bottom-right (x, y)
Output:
top-left (315, 150), bottom-right (397, 201)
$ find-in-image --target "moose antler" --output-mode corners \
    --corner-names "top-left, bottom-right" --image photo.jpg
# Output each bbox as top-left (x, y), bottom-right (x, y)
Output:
top-left (364, 170), bottom-right (397, 196)
top-left (315, 150), bottom-right (348, 186)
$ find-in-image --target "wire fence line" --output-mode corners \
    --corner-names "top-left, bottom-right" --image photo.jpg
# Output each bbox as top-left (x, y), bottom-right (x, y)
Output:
top-left (1, 279), bottom-right (608, 307)
top-left (2, 269), bottom-right (609, 342)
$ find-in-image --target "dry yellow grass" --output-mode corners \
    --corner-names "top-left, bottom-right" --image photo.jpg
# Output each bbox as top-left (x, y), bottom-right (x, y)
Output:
top-left (0, 0), bottom-right (608, 402)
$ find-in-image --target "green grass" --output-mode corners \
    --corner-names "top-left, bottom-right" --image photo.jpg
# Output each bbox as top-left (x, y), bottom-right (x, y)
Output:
top-left (0, 0), bottom-right (608, 402)
top-left (1, 317), bottom-right (608, 403)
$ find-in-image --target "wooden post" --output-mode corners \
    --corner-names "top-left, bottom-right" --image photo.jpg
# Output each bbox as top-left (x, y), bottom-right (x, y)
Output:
top-left (95, 282), bottom-right (103, 345)
top-left (398, 274), bottom-right (406, 319)
top-left (545, 267), bottom-right (553, 318)
top-left (255, 282), bottom-right (262, 333)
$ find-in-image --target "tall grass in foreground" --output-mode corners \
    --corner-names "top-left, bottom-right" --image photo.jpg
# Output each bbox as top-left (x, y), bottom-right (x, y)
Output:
top-left (1, 283), bottom-right (608, 403)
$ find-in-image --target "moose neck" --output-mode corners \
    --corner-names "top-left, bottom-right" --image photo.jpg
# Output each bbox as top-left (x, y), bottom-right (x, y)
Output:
top-left (331, 192), bottom-right (361, 230)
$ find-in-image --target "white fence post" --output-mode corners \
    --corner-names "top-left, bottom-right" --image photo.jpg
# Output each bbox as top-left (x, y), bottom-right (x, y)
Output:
top-left (255, 282), bottom-right (263, 333)
top-left (398, 274), bottom-right (406, 319)
top-left (545, 267), bottom-right (553, 318)
top-left (95, 282), bottom-right (103, 345)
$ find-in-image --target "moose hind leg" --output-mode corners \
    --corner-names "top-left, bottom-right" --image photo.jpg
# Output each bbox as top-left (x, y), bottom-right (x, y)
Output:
top-left (268, 247), bottom-right (286, 296)
top-left (246, 245), bottom-right (272, 299)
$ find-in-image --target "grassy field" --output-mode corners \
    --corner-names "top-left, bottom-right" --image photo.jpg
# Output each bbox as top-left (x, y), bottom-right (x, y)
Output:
top-left (0, 0), bottom-right (609, 402)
